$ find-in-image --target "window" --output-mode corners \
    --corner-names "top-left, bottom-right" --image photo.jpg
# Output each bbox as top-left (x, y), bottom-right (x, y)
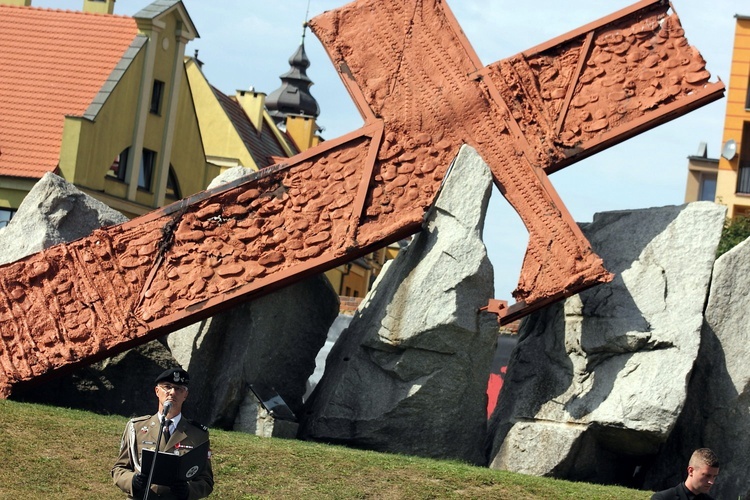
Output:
top-left (107, 147), bottom-right (156, 191)
top-left (699, 175), bottom-right (717, 202)
top-left (150, 80), bottom-right (165, 115)
top-left (139, 149), bottom-right (156, 190)
top-left (738, 164), bottom-right (750, 194)
top-left (166, 167), bottom-right (181, 199)
top-left (738, 122), bottom-right (750, 195)
top-left (109, 149), bottom-right (128, 181)
top-left (0, 208), bottom-right (15, 229)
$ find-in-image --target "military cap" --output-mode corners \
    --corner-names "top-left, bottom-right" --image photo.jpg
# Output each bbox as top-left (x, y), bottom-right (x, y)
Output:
top-left (154, 367), bottom-right (189, 386)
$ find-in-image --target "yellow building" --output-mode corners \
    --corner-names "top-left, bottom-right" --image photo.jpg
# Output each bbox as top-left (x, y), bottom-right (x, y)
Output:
top-left (713, 14), bottom-right (750, 217)
top-left (185, 54), bottom-right (299, 178)
top-left (0, 0), bottom-right (316, 226)
top-left (0, 0), bottom-right (209, 221)
top-left (326, 242), bottom-right (402, 296)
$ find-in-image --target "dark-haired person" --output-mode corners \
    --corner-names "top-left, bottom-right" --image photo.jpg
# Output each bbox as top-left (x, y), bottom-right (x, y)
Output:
top-left (651, 448), bottom-right (719, 500)
top-left (112, 368), bottom-right (213, 499)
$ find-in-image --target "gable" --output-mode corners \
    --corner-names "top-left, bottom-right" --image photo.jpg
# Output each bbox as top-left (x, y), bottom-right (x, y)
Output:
top-left (213, 87), bottom-right (295, 168)
top-left (0, 5), bottom-right (138, 180)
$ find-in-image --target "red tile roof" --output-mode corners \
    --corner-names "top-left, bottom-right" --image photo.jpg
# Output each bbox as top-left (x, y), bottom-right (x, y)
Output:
top-left (0, 5), bottom-right (137, 179)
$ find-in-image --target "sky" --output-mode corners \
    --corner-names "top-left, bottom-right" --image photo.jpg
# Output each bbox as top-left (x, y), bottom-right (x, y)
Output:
top-left (35, 0), bottom-right (748, 302)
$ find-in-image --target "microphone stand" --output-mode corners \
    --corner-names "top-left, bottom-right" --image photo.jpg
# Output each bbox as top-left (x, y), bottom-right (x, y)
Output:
top-left (143, 415), bottom-right (170, 500)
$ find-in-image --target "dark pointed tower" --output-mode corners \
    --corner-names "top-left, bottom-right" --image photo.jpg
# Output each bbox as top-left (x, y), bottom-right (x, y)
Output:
top-left (265, 22), bottom-right (320, 127)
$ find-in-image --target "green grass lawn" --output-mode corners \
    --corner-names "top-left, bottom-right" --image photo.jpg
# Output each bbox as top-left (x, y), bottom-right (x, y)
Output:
top-left (0, 399), bottom-right (653, 499)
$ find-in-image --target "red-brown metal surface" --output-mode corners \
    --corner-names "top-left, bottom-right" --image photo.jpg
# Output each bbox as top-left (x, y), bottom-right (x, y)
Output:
top-left (0, 0), bottom-right (724, 397)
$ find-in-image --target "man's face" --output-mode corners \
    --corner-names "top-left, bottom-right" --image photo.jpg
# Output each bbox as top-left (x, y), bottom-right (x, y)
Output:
top-left (155, 382), bottom-right (188, 417)
top-left (686, 463), bottom-right (719, 494)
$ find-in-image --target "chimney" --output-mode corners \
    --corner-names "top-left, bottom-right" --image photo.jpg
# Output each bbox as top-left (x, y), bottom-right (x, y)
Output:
top-left (285, 115), bottom-right (319, 152)
top-left (236, 89), bottom-right (266, 132)
top-left (83, 0), bottom-right (115, 14)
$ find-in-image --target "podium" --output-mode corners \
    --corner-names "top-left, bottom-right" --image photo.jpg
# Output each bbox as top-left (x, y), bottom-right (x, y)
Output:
top-left (235, 383), bottom-right (298, 438)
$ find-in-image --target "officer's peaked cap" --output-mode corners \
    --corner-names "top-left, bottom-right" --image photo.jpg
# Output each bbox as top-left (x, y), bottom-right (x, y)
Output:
top-left (155, 367), bottom-right (189, 386)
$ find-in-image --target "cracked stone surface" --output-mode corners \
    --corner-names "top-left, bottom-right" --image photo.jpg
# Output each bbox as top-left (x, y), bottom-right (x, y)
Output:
top-left (0, 172), bottom-right (128, 266)
top-left (486, 202), bottom-right (726, 483)
top-left (643, 235), bottom-right (750, 499)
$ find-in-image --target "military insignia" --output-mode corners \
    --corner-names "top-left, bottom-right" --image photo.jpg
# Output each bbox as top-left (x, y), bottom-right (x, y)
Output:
top-left (140, 426), bottom-right (149, 433)
top-left (186, 418), bottom-right (208, 432)
top-left (173, 371), bottom-right (181, 383)
top-left (186, 465), bottom-right (200, 478)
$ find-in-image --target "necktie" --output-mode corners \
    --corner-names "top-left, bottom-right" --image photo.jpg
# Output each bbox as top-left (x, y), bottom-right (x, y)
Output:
top-left (164, 419), bottom-right (172, 441)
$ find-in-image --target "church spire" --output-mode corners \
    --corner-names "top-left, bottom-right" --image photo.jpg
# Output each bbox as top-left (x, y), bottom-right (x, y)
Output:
top-left (265, 17), bottom-right (320, 126)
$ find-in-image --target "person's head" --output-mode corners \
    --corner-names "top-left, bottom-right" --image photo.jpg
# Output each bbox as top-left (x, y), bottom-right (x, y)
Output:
top-left (685, 448), bottom-right (719, 495)
top-left (154, 368), bottom-right (189, 418)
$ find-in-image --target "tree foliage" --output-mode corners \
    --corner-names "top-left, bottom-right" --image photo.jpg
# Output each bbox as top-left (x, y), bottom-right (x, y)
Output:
top-left (717, 216), bottom-right (750, 257)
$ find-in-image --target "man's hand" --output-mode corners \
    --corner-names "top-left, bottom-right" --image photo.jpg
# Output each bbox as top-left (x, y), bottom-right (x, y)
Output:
top-left (171, 480), bottom-right (190, 499)
top-left (132, 472), bottom-right (147, 492)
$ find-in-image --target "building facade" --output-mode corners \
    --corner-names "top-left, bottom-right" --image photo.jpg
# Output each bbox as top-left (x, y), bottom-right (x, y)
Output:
top-left (0, 0), bottom-right (208, 221)
top-left (0, 0), bottom-right (315, 226)
top-left (713, 14), bottom-right (750, 217)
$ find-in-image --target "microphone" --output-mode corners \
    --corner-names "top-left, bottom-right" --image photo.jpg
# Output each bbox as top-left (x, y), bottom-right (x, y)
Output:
top-left (162, 400), bottom-right (172, 417)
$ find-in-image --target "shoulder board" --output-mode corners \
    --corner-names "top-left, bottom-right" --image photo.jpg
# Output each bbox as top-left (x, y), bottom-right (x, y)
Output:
top-left (130, 414), bottom-right (152, 423)
top-left (185, 418), bottom-right (209, 432)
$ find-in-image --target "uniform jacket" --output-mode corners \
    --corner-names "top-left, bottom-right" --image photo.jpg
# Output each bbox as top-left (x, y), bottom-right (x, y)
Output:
top-left (112, 414), bottom-right (213, 499)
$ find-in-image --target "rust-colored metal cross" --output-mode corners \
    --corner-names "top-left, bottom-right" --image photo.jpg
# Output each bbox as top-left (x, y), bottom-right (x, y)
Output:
top-left (0, 0), bottom-right (724, 396)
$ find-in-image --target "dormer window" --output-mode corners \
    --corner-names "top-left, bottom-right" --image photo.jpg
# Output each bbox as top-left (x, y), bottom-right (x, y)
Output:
top-left (150, 80), bottom-right (165, 115)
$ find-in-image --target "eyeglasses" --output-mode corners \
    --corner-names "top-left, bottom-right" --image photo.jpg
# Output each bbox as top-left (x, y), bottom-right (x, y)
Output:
top-left (158, 384), bottom-right (187, 393)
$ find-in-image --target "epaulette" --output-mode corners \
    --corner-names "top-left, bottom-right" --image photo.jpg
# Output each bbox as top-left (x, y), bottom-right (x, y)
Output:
top-left (185, 418), bottom-right (209, 432)
top-left (130, 414), bottom-right (151, 424)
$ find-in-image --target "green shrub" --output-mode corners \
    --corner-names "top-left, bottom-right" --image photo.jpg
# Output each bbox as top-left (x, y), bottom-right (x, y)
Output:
top-left (717, 216), bottom-right (750, 257)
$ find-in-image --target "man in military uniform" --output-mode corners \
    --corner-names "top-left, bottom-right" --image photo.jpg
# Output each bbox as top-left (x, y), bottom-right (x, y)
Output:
top-left (112, 368), bottom-right (214, 499)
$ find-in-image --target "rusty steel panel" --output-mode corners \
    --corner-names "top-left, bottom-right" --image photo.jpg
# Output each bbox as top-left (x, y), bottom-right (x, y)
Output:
top-left (0, 0), bottom-right (724, 397)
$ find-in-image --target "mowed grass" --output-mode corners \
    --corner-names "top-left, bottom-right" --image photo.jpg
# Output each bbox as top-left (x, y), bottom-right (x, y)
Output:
top-left (0, 399), bottom-right (653, 499)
